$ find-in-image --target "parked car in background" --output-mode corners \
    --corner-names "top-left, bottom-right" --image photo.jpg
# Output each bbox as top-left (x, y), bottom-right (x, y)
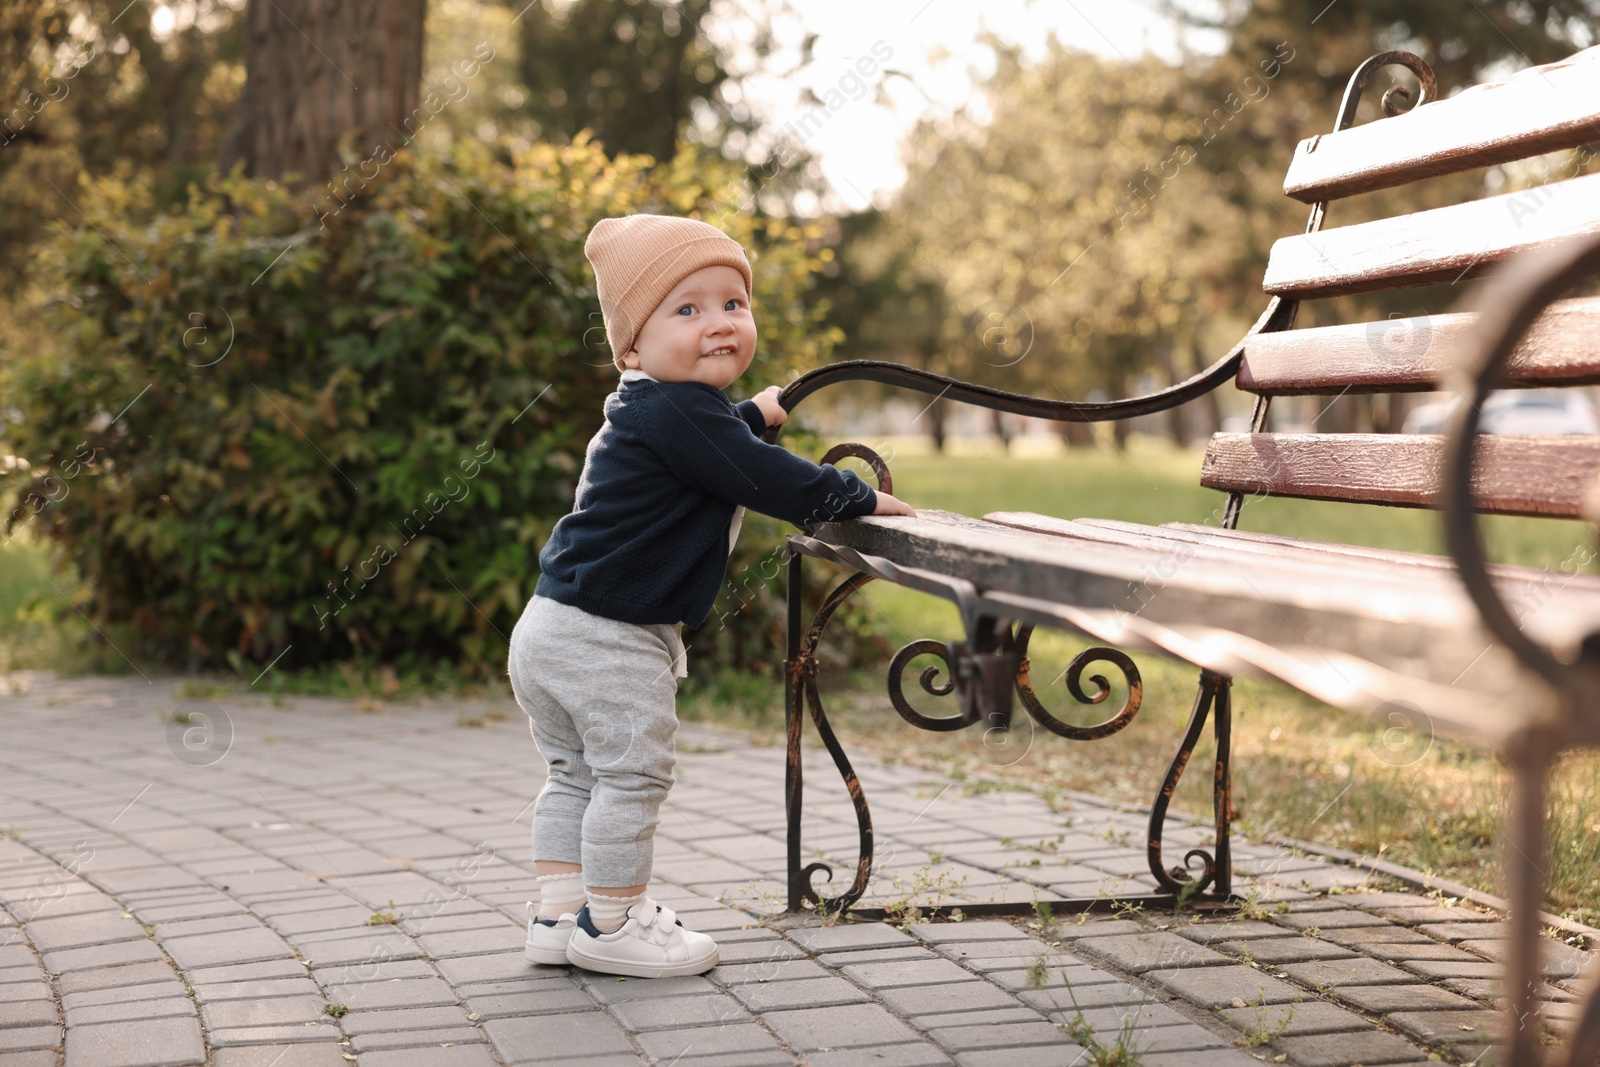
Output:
top-left (1401, 388), bottom-right (1600, 435)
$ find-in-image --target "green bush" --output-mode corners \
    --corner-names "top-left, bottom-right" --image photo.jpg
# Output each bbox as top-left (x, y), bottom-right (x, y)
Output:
top-left (0, 136), bottom-right (876, 680)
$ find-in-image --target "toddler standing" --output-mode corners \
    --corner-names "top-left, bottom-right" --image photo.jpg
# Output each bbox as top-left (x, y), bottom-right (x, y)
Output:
top-left (506, 214), bottom-right (916, 978)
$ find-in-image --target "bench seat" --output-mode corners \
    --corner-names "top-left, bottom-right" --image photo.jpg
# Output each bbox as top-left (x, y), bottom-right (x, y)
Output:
top-left (802, 508), bottom-right (1600, 747)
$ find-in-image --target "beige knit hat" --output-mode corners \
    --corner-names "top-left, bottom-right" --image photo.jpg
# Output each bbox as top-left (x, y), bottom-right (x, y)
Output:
top-left (584, 214), bottom-right (754, 371)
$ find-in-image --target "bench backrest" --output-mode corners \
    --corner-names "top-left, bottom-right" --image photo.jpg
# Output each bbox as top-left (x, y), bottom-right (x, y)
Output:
top-left (1203, 45), bottom-right (1600, 520)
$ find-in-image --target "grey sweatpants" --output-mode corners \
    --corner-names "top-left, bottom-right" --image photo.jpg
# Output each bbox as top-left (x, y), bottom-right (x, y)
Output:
top-left (506, 594), bottom-right (688, 888)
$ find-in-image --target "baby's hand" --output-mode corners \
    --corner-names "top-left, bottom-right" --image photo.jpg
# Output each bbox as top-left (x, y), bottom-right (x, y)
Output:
top-left (752, 385), bottom-right (788, 428)
top-left (872, 490), bottom-right (917, 517)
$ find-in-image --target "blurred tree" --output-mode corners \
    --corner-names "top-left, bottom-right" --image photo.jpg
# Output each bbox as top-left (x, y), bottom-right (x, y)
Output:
top-left (809, 209), bottom-right (952, 447)
top-left (511, 0), bottom-right (786, 162)
top-left (221, 0), bottom-right (426, 184)
top-left (888, 38), bottom-right (1271, 447)
top-left (0, 1), bottom-right (244, 287)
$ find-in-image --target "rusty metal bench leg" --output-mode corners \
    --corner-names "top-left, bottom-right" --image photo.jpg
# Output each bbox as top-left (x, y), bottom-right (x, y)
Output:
top-left (1146, 670), bottom-right (1233, 899)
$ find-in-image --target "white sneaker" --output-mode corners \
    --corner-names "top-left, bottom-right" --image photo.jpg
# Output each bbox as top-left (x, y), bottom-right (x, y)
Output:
top-left (565, 899), bottom-right (719, 978)
top-left (525, 901), bottom-right (577, 965)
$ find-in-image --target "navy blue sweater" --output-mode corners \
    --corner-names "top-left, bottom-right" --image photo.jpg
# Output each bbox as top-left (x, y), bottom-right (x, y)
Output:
top-left (534, 377), bottom-right (879, 629)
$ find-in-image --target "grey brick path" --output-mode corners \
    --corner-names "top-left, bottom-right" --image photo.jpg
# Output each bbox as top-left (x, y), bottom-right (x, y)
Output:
top-left (0, 671), bottom-right (1591, 1066)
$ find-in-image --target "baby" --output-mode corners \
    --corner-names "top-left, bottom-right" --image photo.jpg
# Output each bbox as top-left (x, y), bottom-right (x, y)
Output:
top-left (507, 213), bottom-right (915, 978)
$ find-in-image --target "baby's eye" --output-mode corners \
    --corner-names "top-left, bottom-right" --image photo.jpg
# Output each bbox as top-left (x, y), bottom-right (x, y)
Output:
top-left (724, 298), bottom-right (743, 311)
top-left (676, 304), bottom-right (695, 316)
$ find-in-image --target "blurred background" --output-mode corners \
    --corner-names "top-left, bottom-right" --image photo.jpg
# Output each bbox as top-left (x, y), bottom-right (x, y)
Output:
top-left (3, 0), bottom-right (1600, 915)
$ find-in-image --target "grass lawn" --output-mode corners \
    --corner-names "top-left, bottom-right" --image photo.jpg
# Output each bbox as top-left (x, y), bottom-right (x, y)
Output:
top-left (5, 434), bottom-right (1599, 922)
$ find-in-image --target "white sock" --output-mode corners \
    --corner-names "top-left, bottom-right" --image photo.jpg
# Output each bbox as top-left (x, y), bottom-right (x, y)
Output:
top-left (586, 890), bottom-right (646, 933)
top-left (534, 872), bottom-right (586, 921)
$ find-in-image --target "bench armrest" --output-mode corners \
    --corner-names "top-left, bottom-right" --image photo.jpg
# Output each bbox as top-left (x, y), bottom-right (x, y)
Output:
top-left (762, 297), bottom-right (1297, 443)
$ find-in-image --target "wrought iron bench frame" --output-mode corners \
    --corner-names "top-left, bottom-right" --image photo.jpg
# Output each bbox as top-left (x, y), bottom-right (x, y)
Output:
top-left (761, 51), bottom-right (1436, 923)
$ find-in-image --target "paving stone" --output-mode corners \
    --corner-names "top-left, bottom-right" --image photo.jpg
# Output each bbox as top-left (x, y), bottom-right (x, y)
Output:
top-left (43, 937), bottom-right (164, 972)
top-left (921, 1019), bottom-right (1067, 1051)
top-left (1459, 938), bottom-right (1591, 980)
top-left (807, 1044), bottom-right (952, 1066)
top-left (1320, 925), bottom-right (1436, 947)
top-left (712, 958), bottom-right (829, 984)
top-left (186, 959), bottom-right (311, 985)
top-left (1386, 1009), bottom-right (1504, 1045)
top-left (711, 939), bottom-right (810, 966)
top-left (22, 910), bottom-right (146, 951)
top-left (1031, 919), bottom-right (1147, 941)
top-left (787, 925), bottom-right (916, 953)
top-left (339, 1004), bottom-right (481, 1035)
top-left (349, 1027), bottom-right (489, 1052)
top-left (911, 1006), bottom-right (1042, 1029)
top-left (839, 958), bottom-right (978, 989)
top-left (191, 977), bottom-right (324, 1003)
top-left (1218, 999), bottom-right (1376, 1037)
top-left (1046, 1000), bottom-right (1194, 1032)
top-left (1361, 942), bottom-right (1488, 964)
top-left (634, 1023), bottom-right (787, 1061)
top-left (1276, 957), bottom-right (1421, 988)
top-left (1328, 983), bottom-right (1482, 1014)
top-left (876, 981), bottom-right (1022, 1018)
top-left (764, 1002), bottom-right (922, 1051)
top-left (908, 922), bottom-right (1027, 944)
top-left (820, 947), bottom-right (944, 969)
top-left (206, 1025), bottom-right (343, 1048)
top-left (729, 975), bottom-right (872, 1011)
top-left (583, 974), bottom-right (717, 1003)
top-left (1272, 909), bottom-right (1392, 930)
top-left (64, 1015), bottom-right (205, 1067)
top-left (1266, 1030), bottom-right (1426, 1066)
top-left (988, 968), bottom-right (1134, 998)
top-left (1215, 938), bottom-right (1357, 965)
top-left (200, 994), bottom-right (326, 1030)
top-left (210, 1046), bottom-right (350, 1067)
top-left (56, 961), bottom-right (177, 996)
top-left (933, 940), bottom-right (1072, 963)
top-left (0, 999), bottom-right (60, 1027)
top-left (1177, 921), bottom-right (1294, 945)
top-left (0, 1025), bottom-right (62, 1053)
top-left (161, 927), bottom-right (293, 970)
top-left (359, 1048), bottom-right (501, 1067)
top-left (1135, 1050), bottom-right (1259, 1067)
top-left (64, 997), bottom-right (192, 1026)
top-left (482, 1012), bottom-right (635, 1062)
top-left (609, 992), bottom-right (750, 1030)
top-left (1128, 1024), bottom-right (1233, 1053)
top-left (461, 985), bottom-right (595, 1019)
top-left (1369, 905), bottom-right (1498, 924)
top-left (61, 980), bottom-right (188, 1011)
top-left (1145, 964), bottom-right (1303, 1008)
top-left (1074, 932), bottom-right (1230, 974)
top-left (1417, 920), bottom-right (1509, 941)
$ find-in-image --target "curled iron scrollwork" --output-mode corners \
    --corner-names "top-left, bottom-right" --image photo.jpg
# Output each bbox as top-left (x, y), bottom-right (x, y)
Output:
top-left (1013, 624), bottom-right (1143, 741)
top-left (888, 639), bottom-right (974, 732)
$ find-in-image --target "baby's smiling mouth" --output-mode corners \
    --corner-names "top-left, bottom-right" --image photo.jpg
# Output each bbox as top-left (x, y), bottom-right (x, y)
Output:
top-left (703, 345), bottom-right (738, 357)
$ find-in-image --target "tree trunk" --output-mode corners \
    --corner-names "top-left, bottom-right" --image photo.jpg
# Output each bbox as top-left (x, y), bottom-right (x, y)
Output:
top-left (224, 0), bottom-right (427, 187)
top-left (927, 397), bottom-right (947, 453)
top-left (991, 407), bottom-right (1011, 454)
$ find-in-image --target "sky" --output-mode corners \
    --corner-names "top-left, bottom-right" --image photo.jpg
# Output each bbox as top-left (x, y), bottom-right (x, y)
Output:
top-left (712, 0), bottom-right (1222, 215)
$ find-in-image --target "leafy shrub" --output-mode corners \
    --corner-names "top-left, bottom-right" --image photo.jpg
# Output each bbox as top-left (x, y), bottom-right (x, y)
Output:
top-left (0, 136), bottom-right (879, 680)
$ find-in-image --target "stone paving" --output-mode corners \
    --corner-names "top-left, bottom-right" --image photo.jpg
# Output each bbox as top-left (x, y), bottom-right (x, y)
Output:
top-left (0, 671), bottom-right (1593, 1066)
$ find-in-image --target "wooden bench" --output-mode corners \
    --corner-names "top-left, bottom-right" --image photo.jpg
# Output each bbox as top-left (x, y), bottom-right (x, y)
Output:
top-left (766, 43), bottom-right (1600, 1062)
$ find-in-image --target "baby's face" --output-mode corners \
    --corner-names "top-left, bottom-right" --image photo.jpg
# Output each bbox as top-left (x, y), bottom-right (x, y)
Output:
top-left (621, 265), bottom-right (756, 389)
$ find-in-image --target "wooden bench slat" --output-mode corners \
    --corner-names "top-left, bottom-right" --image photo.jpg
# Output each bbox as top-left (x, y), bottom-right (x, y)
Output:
top-left (1262, 171), bottom-right (1600, 298)
top-left (1236, 298), bottom-right (1600, 395)
top-left (811, 510), bottom-right (1585, 698)
top-left (1283, 45), bottom-right (1600, 203)
top-left (1200, 432), bottom-right (1600, 517)
top-left (985, 514), bottom-right (1600, 608)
